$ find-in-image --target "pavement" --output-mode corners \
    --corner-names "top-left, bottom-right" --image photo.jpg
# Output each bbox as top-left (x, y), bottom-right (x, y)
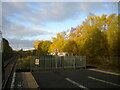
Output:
top-left (11, 71), bottom-right (40, 90)
top-left (8, 59), bottom-right (40, 90)
top-left (22, 72), bottom-right (39, 89)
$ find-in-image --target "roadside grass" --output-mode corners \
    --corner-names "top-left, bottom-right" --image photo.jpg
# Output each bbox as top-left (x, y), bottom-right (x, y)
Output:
top-left (87, 63), bottom-right (120, 72)
top-left (86, 56), bottom-right (120, 72)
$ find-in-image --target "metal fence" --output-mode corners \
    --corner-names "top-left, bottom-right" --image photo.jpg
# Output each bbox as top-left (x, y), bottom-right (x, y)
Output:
top-left (30, 56), bottom-right (86, 71)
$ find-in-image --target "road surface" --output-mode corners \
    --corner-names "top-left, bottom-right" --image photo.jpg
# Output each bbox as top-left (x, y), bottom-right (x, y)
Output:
top-left (32, 69), bottom-right (120, 89)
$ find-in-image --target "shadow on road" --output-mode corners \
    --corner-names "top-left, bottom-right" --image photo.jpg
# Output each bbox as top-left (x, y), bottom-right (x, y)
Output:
top-left (86, 66), bottom-right (97, 69)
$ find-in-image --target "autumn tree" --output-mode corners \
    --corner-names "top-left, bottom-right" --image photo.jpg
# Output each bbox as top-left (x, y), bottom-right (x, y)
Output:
top-left (34, 40), bottom-right (52, 56)
top-left (63, 39), bottom-right (78, 55)
top-left (41, 41), bottom-right (52, 55)
top-left (46, 13), bottom-right (119, 68)
top-left (34, 41), bottom-right (41, 50)
top-left (34, 41), bottom-right (43, 56)
top-left (49, 31), bottom-right (67, 53)
top-left (62, 14), bottom-right (116, 64)
top-left (106, 14), bottom-right (119, 56)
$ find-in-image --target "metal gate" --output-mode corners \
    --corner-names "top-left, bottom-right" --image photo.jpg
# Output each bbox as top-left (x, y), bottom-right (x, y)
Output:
top-left (30, 56), bottom-right (86, 71)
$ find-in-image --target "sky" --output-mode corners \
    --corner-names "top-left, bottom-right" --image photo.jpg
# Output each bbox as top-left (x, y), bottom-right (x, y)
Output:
top-left (1, 0), bottom-right (119, 50)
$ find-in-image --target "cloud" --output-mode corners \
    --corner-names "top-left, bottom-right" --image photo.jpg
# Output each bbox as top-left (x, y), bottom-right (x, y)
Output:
top-left (3, 23), bottom-right (55, 40)
top-left (2, 2), bottom-right (117, 25)
top-left (8, 38), bottom-right (36, 50)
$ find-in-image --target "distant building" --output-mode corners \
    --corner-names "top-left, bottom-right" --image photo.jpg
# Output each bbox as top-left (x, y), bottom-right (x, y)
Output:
top-left (58, 52), bottom-right (68, 56)
top-left (50, 52), bottom-right (73, 56)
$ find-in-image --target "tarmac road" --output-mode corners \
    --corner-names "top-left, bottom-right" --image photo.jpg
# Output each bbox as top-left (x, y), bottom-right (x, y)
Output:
top-left (32, 69), bottom-right (120, 89)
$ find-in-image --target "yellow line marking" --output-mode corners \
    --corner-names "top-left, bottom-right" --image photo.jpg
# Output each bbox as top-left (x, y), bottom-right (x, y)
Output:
top-left (88, 69), bottom-right (120, 76)
top-left (88, 76), bottom-right (120, 87)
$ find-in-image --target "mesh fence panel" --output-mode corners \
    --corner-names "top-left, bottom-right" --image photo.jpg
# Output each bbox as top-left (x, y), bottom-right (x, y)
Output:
top-left (31, 56), bottom-right (86, 71)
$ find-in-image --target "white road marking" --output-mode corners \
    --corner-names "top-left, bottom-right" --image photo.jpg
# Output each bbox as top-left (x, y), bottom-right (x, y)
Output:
top-left (10, 72), bottom-right (16, 88)
top-left (88, 76), bottom-right (120, 87)
top-left (65, 78), bottom-right (90, 90)
top-left (17, 84), bottom-right (22, 87)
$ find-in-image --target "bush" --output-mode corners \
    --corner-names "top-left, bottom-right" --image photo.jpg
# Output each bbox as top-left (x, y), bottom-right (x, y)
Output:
top-left (18, 56), bottom-right (34, 70)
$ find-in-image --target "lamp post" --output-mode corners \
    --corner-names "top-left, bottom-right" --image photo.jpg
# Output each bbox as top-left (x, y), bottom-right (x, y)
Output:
top-left (0, 30), bottom-right (2, 90)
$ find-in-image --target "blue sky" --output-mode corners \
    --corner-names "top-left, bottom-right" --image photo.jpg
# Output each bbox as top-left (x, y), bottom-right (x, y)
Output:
top-left (1, 1), bottom-right (118, 50)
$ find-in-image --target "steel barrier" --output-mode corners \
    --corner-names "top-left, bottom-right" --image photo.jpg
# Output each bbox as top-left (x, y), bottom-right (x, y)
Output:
top-left (30, 56), bottom-right (86, 71)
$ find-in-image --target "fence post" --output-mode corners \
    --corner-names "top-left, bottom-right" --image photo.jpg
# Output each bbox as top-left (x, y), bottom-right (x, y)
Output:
top-left (62, 56), bottom-right (64, 70)
top-left (39, 57), bottom-right (40, 71)
top-left (74, 56), bottom-right (76, 69)
top-left (60, 57), bottom-right (62, 70)
top-left (30, 58), bottom-right (32, 72)
top-left (44, 56), bottom-right (46, 70)
top-left (55, 56), bottom-right (57, 69)
top-left (84, 56), bottom-right (86, 69)
top-left (50, 56), bottom-right (52, 70)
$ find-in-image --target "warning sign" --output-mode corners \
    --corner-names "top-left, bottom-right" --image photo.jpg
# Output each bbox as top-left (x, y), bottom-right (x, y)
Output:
top-left (35, 59), bottom-right (39, 65)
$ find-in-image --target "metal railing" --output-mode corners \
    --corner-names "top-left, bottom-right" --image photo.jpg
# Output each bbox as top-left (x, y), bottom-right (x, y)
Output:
top-left (30, 56), bottom-right (86, 71)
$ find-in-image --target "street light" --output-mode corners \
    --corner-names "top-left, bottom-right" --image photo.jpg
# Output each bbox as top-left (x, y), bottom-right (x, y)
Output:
top-left (0, 30), bottom-right (2, 90)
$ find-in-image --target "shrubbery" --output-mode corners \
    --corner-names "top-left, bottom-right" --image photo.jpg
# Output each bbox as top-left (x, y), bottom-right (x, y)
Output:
top-left (18, 56), bottom-right (34, 70)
